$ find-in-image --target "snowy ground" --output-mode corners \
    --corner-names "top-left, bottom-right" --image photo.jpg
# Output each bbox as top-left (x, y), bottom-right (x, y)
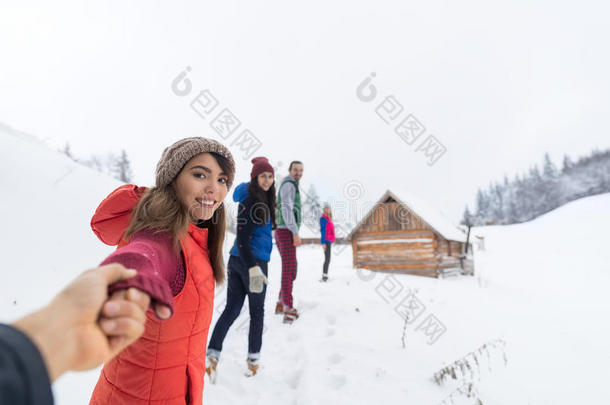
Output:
top-left (1, 127), bottom-right (609, 404)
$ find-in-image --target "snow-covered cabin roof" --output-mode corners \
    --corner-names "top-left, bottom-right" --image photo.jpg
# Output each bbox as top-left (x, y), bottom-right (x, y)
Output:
top-left (348, 189), bottom-right (467, 243)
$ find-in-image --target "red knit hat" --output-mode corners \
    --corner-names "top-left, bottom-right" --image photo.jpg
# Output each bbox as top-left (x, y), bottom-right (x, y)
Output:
top-left (250, 157), bottom-right (274, 179)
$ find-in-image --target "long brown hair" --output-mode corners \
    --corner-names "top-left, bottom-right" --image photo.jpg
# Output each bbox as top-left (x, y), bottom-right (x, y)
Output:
top-left (248, 178), bottom-right (277, 229)
top-left (124, 152), bottom-right (233, 284)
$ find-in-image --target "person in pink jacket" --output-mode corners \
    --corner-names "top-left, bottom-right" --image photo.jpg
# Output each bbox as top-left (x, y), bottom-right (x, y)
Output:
top-left (319, 204), bottom-right (336, 282)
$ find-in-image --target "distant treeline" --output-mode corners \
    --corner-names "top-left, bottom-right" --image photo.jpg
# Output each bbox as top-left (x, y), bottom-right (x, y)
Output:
top-left (463, 148), bottom-right (610, 226)
top-left (62, 142), bottom-right (133, 183)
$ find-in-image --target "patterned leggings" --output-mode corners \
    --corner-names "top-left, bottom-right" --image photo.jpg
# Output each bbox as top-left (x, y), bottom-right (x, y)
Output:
top-left (276, 228), bottom-right (297, 308)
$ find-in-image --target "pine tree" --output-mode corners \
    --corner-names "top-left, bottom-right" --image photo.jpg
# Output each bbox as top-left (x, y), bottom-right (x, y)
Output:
top-left (461, 206), bottom-right (473, 226)
top-left (526, 165), bottom-right (544, 219)
top-left (301, 184), bottom-right (323, 230)
top-left (512, 174), bottom-right (526, 223)
top-left (113, 150), bottom-right (133, 183)
top-left (541, 153), bottom-right (560, 211)
top-left (507, 196), bottom-right (519, 223)
top-left (475, 189), bottom-right (490, 225)
top-left (490, 182), bottom-right (505, 224)
top-left (543, 153), bottom-right (558, 179)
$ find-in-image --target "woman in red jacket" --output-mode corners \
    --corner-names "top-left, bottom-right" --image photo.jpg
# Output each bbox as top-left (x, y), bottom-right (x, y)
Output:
top-left (88, 137), bottom-right (235, 405)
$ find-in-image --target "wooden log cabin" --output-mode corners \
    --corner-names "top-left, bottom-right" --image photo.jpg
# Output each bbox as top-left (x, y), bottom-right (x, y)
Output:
top-left (348, 190), bottom-right (473, 277)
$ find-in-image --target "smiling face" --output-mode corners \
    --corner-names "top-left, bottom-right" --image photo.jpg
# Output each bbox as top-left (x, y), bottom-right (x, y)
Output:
top-left (289, 162), bottom-right (303, 181)
top-left (173, 152), bottom-right (229, 221)
top-left (257, 171), bottom-right (274, 192)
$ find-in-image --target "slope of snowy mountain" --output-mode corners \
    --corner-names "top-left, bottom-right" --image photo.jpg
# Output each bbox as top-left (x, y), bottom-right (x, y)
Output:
top-left (0, 123), bottom-right (121, 315)
top-left (1, 125), bottom-right (608, 404)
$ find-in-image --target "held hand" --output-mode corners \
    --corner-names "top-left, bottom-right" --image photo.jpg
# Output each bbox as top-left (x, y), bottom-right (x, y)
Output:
top-left (98, 287), bottom-right (150, 355)
top-left (13, 264), bottom-right (148, 382)
top-left (100, 287), bottom-right (171, 353)
top-left (106, 288), bottom-right (171, 322)
top-left (293, 234), bottom-right (302, 247)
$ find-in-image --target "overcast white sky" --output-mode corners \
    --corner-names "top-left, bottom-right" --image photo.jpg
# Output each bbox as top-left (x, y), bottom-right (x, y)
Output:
top-left (1, 0), bottom-right (608, 223)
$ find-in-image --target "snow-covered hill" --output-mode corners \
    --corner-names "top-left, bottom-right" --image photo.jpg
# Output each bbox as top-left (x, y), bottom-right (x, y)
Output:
top-left (1, 125), bottom-right (609, 404)
top-left (0, 124), bottom-right (123, 403)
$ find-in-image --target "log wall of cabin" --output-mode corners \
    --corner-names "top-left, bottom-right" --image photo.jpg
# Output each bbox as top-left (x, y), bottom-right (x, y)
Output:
top-left (451, 241), bottom-right (464, 256)
top-left (353, 229), bottom-right (438, 277)
top-left (435, 237), bottom-right (465, 269)
top-left (351, 201), bottom-right (470, 277)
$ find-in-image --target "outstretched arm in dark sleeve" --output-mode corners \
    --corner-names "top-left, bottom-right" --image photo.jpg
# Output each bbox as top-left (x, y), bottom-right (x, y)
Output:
top-left (0, 324), bottom-right (53, 405)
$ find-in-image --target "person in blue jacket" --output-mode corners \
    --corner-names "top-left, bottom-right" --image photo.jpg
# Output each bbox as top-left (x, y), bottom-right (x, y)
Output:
top-left (206, 157), bottom-right (276, 378)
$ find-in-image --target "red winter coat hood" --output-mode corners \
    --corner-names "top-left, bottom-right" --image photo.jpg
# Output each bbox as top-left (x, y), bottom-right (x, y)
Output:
top-left (90, 184), bottom-right (215, 405)
top-left (91, 184), bottom-right (147, 246)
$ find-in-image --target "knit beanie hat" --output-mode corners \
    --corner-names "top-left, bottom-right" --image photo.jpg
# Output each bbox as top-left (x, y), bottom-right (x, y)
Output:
top-left (250, 157), bottom-right (274, 179)
top-left (155, 137), bottom-right (235, 188)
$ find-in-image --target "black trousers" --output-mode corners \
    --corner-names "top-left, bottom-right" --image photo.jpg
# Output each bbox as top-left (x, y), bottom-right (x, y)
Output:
top-left (322, 242), bottom-right (332, 276)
